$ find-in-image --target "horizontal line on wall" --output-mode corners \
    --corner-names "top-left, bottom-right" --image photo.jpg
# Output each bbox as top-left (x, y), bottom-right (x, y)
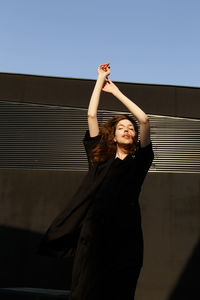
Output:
top-left (0, 100), bottom-right (200, 173)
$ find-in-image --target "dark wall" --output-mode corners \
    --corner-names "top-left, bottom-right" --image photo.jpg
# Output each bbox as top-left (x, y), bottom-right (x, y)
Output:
top-left (0, 72), bottom-right (200, 118)
top-left (0, 73), bottom-right (199, 300)
top-left (0, 170), bottom-right (85, 290)
top-left (0, 170), bottom-right (199, 299)
top-left (137, 173), bottom-right (199, 300)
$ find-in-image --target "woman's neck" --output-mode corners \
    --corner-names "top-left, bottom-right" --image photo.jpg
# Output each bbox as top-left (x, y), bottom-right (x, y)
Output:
top-left (115, 145), bottom-right (128, 160)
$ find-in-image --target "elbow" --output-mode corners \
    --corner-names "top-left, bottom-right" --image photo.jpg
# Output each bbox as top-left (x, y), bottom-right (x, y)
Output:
top-left (140, 115), bottom-right (149, 124)
top-left (88, 113), bottom-right (97, 118)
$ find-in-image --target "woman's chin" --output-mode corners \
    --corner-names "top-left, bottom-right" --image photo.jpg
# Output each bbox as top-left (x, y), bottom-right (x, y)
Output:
top-left (122, 138), bottom-right (133, 144)
top-left (118, 141), bottom-right (133, 146)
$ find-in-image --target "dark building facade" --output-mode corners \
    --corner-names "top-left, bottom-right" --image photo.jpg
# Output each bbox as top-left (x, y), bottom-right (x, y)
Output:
top-left (0, 72), bottom-right (199, 300)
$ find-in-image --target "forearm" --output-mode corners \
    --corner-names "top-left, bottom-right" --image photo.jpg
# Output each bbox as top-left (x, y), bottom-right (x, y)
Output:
top-left (112, 89), bottom-right (149, 124)
top-left (88, 76), bottom-right (105, 117)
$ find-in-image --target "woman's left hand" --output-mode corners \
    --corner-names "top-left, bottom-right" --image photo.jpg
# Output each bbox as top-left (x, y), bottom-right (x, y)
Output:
top-left (97, 63), bottom-right (111, 79)
top-left (102, 78), bottom-right (119, 94)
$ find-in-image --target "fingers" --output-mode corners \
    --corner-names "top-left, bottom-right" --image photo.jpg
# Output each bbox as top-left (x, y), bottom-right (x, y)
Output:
top-left (98, 63), bottom-right (111, 80)
top-left (107, 77), bottom-right (112, 83)
top-left (99, 63), bottom-right (110, 72)
top-left (99, 62), bottom-right (110, 67)
top-left (101, 66), bottom-right (109, 72)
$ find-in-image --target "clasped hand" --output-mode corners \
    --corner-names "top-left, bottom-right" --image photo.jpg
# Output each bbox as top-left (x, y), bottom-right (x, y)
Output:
top-left (98, 63), bottom-right (110, 78)
top-left (97, 63), bottom-right (119, 94)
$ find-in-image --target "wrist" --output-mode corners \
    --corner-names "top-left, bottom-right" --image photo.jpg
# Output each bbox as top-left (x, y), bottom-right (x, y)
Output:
top-left (97, 73), bottom-right (106, 81)
top-left (112, 86), bottom-right (121, 97)
top-left (94, 75), bottom-right (105, 92)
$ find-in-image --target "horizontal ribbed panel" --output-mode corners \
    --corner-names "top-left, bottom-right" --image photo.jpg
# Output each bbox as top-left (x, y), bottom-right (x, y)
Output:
top-left (0, 101), bottom-right (199, 173)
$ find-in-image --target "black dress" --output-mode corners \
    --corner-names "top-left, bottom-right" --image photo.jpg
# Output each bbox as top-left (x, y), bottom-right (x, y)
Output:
top-left (37, 130), bottom-right (154, 300)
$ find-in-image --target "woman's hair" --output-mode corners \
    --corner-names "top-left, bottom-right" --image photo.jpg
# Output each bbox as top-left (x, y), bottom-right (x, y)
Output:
top-left (90, 115), bottom-right (138, 164)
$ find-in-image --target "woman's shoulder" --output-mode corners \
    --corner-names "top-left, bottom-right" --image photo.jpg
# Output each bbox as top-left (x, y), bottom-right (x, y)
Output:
top-left (135, 140), bottom-right (154, 161)
top-left (83, 130), bottom-right (102, 168)
top-left (83, 130), bottom-right (101, 151)
top-left (136, 140), bottom-right (153, 151)
top-left (83, 129), bottom-right (101, 143)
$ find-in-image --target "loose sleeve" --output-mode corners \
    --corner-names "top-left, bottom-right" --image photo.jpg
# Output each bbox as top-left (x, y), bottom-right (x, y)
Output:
top-left (135, 141), bottom-right (154, 185)
top-left (82, 130), bottom-right (101, 168)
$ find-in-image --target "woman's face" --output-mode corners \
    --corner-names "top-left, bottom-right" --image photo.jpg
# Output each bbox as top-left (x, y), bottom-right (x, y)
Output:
top-left (114, 119), bottom-right (136, 145)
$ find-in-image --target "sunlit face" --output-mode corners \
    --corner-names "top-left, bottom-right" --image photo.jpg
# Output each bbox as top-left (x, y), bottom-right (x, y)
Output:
top-left (114, 119), bottom-right (136, 145)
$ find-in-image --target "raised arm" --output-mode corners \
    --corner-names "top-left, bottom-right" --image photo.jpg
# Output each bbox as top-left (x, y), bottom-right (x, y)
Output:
top-left (102, 78), bottom-right (151, 147)
top-left (88, 63), bottom-right (110, 137)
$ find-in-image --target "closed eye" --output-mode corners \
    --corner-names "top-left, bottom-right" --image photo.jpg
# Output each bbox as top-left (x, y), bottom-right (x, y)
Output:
top-left (118, 127), bottom-right (134, 130)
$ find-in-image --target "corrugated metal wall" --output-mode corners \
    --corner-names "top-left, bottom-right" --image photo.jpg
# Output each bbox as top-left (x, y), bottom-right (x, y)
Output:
top-left (0, 100), bottom-right (199, 173)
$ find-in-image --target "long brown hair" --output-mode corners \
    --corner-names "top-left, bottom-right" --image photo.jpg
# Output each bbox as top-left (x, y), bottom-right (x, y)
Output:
top-left (90, 115), bottom-right (138, 164)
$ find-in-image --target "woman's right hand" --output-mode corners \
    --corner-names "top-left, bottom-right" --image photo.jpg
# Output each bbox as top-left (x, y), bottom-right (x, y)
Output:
top-left (97, 63), bottom-right (110, 79)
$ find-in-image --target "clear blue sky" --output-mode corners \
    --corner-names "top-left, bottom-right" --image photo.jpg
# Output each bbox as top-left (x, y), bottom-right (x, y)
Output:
top-left (0, 0), bottom-right (200, 87)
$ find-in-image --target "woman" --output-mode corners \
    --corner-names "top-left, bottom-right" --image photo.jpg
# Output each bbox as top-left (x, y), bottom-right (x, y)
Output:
top-left (38, 63), bottom-right (154, 300)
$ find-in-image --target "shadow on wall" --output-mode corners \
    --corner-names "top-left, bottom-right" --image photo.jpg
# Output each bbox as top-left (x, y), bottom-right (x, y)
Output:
top-left (0, 225), bottom-right (73, 289)
top-left (168, 239), bottom-right (200, 300)
top-left (0, 225), bottom-right (200, 299)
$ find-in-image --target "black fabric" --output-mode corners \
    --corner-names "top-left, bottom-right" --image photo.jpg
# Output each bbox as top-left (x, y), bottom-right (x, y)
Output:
top-left (37, 129), bottom-right (154, 300)
top-left (37, 132), bottom-right (112, 258)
